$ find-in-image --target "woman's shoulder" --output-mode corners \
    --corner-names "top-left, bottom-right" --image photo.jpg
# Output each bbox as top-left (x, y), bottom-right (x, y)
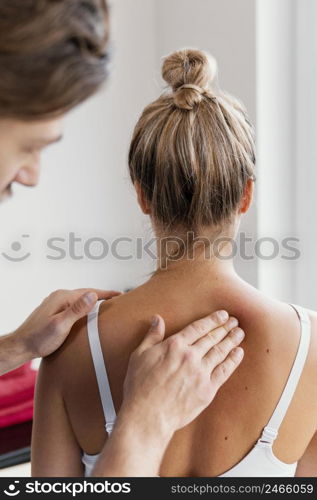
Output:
top-left (97, 287), bottom-right (163, 353)
top-left (293, 306), bottom-right (317, 360)
top-left (306, 306), bottom-right (317, 325)
top-left (304, 307), bottom-right (317, 373)
top-left (43, 286), bottom-right (154, 374)
top-left (277, 304), bottom-right (317, 398)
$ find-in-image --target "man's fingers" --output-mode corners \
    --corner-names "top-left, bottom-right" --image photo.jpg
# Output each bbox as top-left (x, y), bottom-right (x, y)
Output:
top-left (43, 288), bottom-right (121, 315)
top-left (192, 317), bottom-right (238, 357)
top-left (56, 292), bottom-right (98, 333)
top-left (210, 347), bottom-right (244, 387)
top-left (136, 315), bottom-right (166, 354)
top-left (177, 310), bottom-right (229, 345)
top-left (204, 327), bottom-right (245, 370)
top-left (74, 289), bottom-right (122, 300)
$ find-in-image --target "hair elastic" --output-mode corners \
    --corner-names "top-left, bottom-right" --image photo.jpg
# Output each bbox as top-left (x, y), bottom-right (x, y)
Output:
top-left (177, 83), bottom-right (206, 94)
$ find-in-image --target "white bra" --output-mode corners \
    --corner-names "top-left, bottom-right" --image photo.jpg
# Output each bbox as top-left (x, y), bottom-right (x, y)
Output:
top-left (82, 302), bottom-right (311, 477)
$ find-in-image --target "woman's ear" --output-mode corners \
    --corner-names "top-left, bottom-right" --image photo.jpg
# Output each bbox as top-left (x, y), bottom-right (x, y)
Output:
top-left (134, 181), bottom-right (151, 215)
top-left (239, 178), bottom-right (254, 214)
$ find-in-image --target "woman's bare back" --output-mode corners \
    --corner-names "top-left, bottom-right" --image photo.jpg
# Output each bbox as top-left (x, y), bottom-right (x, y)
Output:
top-left (56, 266), bottom-right (317, 476)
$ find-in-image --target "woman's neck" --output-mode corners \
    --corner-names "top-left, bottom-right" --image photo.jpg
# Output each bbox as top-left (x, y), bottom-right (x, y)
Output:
top-left (153, 238), bottom-right (237, 284)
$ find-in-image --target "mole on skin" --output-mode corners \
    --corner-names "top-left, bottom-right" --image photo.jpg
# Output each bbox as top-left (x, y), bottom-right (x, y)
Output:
top-left (266, 348), bottom-right (270, 353)
top-left (224, 436), bottom-right (228, 440)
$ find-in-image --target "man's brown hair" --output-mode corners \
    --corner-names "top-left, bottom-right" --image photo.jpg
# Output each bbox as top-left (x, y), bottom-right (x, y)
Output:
top-left (0, 0), bottom-right (109, 119)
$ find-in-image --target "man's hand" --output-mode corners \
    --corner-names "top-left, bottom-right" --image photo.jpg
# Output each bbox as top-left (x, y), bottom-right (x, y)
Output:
top-left (0, 289), bottom-right (121, 375)
top-left (93, 310), bottom-right (244, 477)
top-left (122, 311), bottom-right (244, 434)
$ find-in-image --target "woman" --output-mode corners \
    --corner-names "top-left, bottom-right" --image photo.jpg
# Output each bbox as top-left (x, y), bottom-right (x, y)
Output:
top-left (32, 49), bottom-right (317, 477)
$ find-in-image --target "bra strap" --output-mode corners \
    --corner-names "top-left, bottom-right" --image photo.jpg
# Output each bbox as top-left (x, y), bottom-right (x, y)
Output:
top-left (258, 304), bottom-right (311, 445)
top-left (87, 300), bottom-right (117, 434)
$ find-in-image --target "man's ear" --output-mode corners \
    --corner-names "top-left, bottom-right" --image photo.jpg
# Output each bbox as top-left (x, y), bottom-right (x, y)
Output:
top-left (240, 178), bottom-right (254, 214)
top-left (134, 181), bottom-right (151, 214)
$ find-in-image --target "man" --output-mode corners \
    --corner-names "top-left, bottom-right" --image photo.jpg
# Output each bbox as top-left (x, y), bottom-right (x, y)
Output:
top-left (0, 0), bottom-right (244, 476)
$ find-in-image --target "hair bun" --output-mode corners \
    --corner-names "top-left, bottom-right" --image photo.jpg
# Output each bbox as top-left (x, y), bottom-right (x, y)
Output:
top-left (162, 48), bottom-right (217, 110)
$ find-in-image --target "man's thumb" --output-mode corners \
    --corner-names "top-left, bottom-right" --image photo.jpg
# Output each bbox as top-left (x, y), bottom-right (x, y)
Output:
top-left (137, 314), bottom-right (165, 354)
top-left (59, 292), bottom-right (98, 331)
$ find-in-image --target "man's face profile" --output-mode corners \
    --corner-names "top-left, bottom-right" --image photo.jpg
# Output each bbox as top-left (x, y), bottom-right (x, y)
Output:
top-left (0, 0), bottom-right (109, 204)
top-left (0, 117), bottom-right (64, 203)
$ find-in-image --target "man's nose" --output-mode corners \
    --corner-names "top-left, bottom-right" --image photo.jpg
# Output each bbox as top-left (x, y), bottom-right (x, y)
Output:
top-left (14, 163), bottom-right (41, 187)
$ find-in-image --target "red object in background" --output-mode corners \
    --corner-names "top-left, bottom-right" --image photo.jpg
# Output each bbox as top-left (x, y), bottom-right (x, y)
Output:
top-left (0, 362), bottom-right (37, 428)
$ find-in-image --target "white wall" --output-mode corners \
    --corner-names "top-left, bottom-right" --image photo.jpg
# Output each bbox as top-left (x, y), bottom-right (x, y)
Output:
top-left (256, 0), bottom-right (297, 303)
top-left (256, 0), bottom-right (317, 309)
top-left (294, 0), bottom-right (317, 309)
top-left (0, 0), bottom-right (257, 334)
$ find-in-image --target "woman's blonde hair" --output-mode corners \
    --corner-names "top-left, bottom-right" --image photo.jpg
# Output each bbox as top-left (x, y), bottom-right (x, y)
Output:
top-left (129, 48), bottom-right (255, 234)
